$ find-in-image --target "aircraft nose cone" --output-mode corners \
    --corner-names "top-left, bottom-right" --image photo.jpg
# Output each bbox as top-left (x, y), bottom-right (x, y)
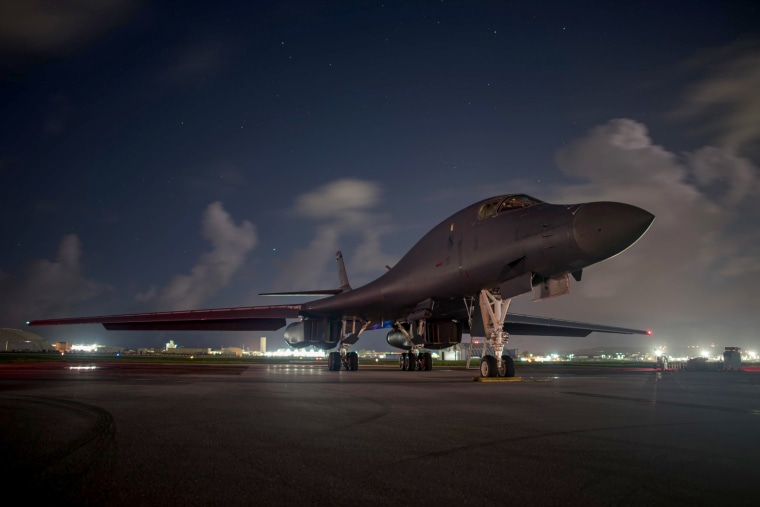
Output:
top-left (573, 202), bottom-right (654, 261)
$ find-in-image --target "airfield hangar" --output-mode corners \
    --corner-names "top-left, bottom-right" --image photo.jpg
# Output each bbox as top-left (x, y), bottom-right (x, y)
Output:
top-left (1, 328), bottom-right (51, 352)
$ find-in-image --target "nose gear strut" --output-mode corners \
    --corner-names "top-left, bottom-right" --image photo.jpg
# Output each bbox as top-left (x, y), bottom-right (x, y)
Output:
top-left (478, 290), bottom-right (516, 377)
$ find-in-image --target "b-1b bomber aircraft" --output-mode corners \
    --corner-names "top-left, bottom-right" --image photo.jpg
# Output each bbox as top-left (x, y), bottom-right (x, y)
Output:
top-left (29, 194), bottom-right (654, 377)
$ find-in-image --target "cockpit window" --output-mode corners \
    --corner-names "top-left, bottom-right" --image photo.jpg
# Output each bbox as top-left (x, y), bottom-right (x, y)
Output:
top-left (477, 198), bottom-right (503, 220)
top-left (498, 194), bottom-right (540, 212)
top-left (477, 194), bottom-right (542, 220)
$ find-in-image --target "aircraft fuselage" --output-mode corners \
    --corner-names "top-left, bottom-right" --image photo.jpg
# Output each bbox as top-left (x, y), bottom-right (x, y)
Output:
top-left (301, 196), bottom-right (653, 323)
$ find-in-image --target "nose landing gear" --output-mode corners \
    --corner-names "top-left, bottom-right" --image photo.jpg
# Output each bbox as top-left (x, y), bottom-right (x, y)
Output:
top-left (477, 290), bottom-right (516, 378)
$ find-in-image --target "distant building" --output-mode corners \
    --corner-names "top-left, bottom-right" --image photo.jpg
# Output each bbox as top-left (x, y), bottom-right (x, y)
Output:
top-left (723, 347), bottom-right (742, 371)
top-left (55, 341), bottom-right (72, 353)
top-left (164, 347), bottom-right (210, 355)
top-left (1, 328), bottom-right (51, 352)
top-left (220, 347), bottom-right (243, 357)
top-left (260, 337), bottom-right (266, 354)
top-left (96, 346), bottom-right (125, 355)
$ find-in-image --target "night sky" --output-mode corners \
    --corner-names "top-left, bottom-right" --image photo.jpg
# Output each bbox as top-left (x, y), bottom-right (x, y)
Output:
top-left (2, 1), bottom-right (759, 354)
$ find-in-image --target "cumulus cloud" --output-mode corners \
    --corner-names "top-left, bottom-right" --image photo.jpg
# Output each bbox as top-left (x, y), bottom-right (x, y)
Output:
top-left (0, 234), bottom-right (110, 325)
top-left (141, 202), bottom-right (257, 310)
top-left (295, 178), bottom-right (381, 220)
top-left (529, 118), bottom-right (760, 346)
top-left (276, 179), bottom-right (396, 290)
top-left (672, 39), bottom-right (760, 154)
top-left (0, 0), bottom-right (143, 78)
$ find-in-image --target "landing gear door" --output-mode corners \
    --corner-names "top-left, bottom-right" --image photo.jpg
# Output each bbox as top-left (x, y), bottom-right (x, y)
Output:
top-left (532, 273), bottom-right (570, 301)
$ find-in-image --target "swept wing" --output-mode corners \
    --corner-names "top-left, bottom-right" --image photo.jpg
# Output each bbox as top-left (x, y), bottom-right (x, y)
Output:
top-left (503, 313), bottom-right (650, 337)
top-left (28, 305), bottom-right (301, 331)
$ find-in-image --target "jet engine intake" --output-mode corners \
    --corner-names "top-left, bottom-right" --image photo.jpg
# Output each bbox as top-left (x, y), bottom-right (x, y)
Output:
top-left (283, 319), bottom-right (342, 350)
top-left (386, 320), bottom-right (463, 350)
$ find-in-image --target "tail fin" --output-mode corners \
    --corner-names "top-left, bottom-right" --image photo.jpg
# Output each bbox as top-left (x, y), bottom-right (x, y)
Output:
top-left (336, 251), bottom-right (352, 292)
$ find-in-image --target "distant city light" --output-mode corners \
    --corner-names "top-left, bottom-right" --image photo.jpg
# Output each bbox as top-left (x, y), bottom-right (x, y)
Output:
top-left (72, 344), bottom-right (100, 352)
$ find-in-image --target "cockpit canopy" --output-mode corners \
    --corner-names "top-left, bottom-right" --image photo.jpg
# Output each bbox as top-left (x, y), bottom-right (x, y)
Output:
top-left (477, 194), bottom-right (543, 220)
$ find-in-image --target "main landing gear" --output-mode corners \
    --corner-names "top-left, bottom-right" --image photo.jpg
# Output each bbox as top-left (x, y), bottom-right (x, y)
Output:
top-left (477, 290), bottom-right (516, 378)
top-left (399, 351), bottom-right (433, 371)
top-left (328, 350), bottom-right (358, 371)
top-left (394, 319), bottom-right (434, 372)
top-left (327, 319), bottom-right (369, 371)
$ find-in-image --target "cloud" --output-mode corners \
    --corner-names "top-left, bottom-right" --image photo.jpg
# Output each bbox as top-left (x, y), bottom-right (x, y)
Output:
top-left (0, 234), bottom-right (110, 325)
top-left (672, 39), bottom-right (760, 154)
top-left (0, 0), bottom-right (143, 78)
top-left (275, 179), bottom-right (396, 290)
top-left (295, 178), bottom-right (381, 219)
top-left (531, 118), bottom-right (760, 346)
top-left (143, 202), bottom-right (257, 310)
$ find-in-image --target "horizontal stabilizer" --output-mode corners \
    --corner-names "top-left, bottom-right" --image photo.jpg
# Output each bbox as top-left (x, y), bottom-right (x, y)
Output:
top-left (259, 289), bottom-right (343, 297)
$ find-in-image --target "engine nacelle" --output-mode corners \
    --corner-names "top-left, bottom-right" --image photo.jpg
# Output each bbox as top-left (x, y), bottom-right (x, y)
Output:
top-left (283, 320), bottom-right (342, 350)
top-left (386, 330), bottom-right (411, 350)
top-left (386, 321), bottom-right (463, 351)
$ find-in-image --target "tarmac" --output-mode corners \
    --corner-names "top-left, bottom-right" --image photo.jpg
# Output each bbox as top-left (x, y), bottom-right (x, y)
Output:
top-left (1, 360), bottom-right (759, 506)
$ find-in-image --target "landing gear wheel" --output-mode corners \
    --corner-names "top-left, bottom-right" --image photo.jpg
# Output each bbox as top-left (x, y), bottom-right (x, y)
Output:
top-left (348, 351), bottom-right (359, 371)
top-left (421, 352), bottom-right (433, 371)
top-left (328, 352), bottom-right (341, 371)
top-left (499, 355), bottom-right (515, 377)
top-left (480, 355), bottom-right (498, 377)
top-left (399, 353), bottom-right (407, 370)
top-left (405, 353), bottom-right (417, 371)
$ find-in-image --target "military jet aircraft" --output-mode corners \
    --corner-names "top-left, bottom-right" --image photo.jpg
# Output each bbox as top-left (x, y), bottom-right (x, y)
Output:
top-left (29, 194), bottom-right (654, 377)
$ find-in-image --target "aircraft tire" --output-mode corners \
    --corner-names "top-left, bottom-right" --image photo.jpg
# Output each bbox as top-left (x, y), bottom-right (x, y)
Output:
top-left (348, 351), bottom-right (359, 371)
top-left (423, 352), bottom-right (433, 371)
top-left (328, 352), bottom-right (341, 371)
top-left (405, 354), bottom-right (416, 371)
top-left (399, 353), bottom-right (407, 370)
top-left (326, 352), bottom-right (332, 371)
top-left (499, 355), bottom-right (515, 377)
top-left (480, 355), bottom-right (498, 377)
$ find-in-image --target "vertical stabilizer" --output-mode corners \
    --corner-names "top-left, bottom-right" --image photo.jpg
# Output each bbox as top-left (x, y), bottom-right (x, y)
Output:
top-left (336, 251), bottom-right (352, 292)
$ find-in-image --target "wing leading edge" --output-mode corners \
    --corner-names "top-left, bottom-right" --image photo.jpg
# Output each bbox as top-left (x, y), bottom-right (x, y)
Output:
top-left (27, 305), bottom-right (302, 332)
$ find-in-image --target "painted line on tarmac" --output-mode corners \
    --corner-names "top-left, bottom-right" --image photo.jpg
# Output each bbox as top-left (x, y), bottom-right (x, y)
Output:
top-left (472, 376), bottom-right (554, 383)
